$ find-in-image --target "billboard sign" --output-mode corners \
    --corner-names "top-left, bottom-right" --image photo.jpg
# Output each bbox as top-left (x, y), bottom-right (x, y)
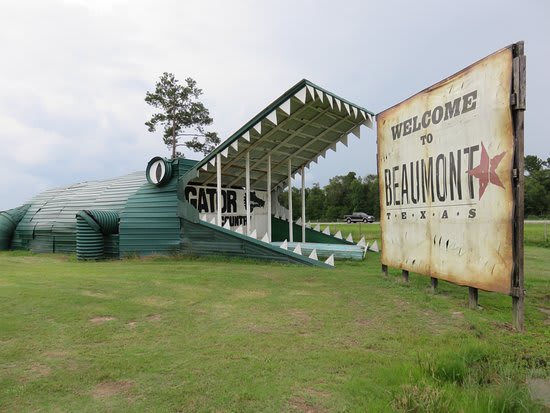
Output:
top-left (377, 46), bottom-right (516, 294)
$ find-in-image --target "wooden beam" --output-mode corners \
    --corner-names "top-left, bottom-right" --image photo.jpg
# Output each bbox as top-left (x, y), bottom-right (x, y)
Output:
top-left (511, 41), bottom-right (526, 331)
top-left (469, 287), bottom-right (478, 309)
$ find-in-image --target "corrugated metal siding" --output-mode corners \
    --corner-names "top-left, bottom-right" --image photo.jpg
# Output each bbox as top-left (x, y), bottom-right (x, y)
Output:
top-left (12, 172), bottom-right (144, 253)
top-left (104, 235), bottom-right (120, 259)
top-left (271, 216), bottom-right (352, 244)
top-left (180, 218), bottom-right (331, 267)
top-left (118, 159), bottom-right (197, 256)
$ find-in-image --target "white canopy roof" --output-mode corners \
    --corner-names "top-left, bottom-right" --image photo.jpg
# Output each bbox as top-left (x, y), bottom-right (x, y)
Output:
top-left (190, 79), bottom-right (374, 189)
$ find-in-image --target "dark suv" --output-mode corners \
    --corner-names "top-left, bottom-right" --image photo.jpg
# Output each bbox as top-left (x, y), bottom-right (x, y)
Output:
top-left (344, 212), bottom-right (375, 223)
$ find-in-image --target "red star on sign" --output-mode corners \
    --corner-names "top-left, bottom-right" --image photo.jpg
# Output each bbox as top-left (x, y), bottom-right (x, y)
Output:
top-left (466, 142), bottom-right (506, 200)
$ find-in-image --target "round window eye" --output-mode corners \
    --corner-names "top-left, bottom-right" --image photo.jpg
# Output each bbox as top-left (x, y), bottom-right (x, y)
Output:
top-left (149, 159), bottom-right (165, 184)
top-left (146, 157), bottom-right (171, 186)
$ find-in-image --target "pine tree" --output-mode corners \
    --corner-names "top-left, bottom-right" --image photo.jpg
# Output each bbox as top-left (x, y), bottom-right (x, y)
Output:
top-left (145, 72), bottom-right (220, 159)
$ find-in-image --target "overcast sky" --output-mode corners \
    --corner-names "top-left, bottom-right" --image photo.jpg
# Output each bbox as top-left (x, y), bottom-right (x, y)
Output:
top-left (0, 0), bottom-right (548, 210)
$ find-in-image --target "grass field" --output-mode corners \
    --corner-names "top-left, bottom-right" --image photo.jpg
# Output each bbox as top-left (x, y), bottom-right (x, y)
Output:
top-left (1, 235), bottom-right (549, 411)
top-left (324, 222), bottom-right (550, 249)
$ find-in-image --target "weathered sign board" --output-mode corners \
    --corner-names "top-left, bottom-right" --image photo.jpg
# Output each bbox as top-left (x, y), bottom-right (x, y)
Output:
top-left (377, 42), bottom-right (525, 313)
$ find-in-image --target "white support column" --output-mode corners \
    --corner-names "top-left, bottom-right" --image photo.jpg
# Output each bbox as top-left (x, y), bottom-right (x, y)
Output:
top-left (246, 151), bottom-right (251, 236)
top-left (288, 158), bottom-right (293, 242)
top-left (301, 166), bottom-right (306, 243)
top-left (267, 153), bottom-right (272, 242)
top-left (216, 153), bottom-right (222, 226)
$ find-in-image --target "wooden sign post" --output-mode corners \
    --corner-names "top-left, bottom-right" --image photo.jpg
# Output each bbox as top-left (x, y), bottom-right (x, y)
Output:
top-left (511, 41), bottom-right (526, 331)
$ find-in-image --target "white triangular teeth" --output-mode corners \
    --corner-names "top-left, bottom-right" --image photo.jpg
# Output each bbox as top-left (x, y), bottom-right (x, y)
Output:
top-left (223, 221), bottom-right (231, 229)
top-left (315, 89), bottom-right (324, 102)
top-left (351, 126), bottom-right (361, 139)
top-left (314, 224), bottom-right (321, 232)
top-left (261, 233), bottom-right (270, 243)
top-left (342, 102), bottom-right (350, 114)
top-left (340, 135), bottom-right (348, 147)
top-left (334, 231), bottom-right (342, 239)
top-left (357, 236), bottom-right (366, 247)
top-left (322, 226), bottom-right (330, 235)
top-left (253, 122), bottom-right (262, 135)
top-left (370, 240), bottom-right (379, 252)
top-left (325, 254), bottom-right (334, 266)
top-left (295, 87), bottom-right (307, 103)
top-left (326, 94), bottom-right (333, 109)
top-left (250, 229), bottom-right (257, 239)
top-left (235, 225), bottom-right (244, 234)
top-left (296, 217), bottom-right (302, 225)
top-left (280, 239), bottom-right (288, 250)
top-left (346, 233), bottom-right (353, 243)
top-left (308, 249), bottom-right (318, 260)
top-left (280, 99), bottom-right (291, 115)
top-left (242, 131), bottom-right (250, 142)
top-left (267, 110), bottom-right (278, 125)
top-left (293, 244), bottom-right (302, 255)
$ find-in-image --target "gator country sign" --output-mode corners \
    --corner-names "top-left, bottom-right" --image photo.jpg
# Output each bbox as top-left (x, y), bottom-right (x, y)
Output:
top-left (377, 46), bottom-right (516, 294)
top-left (184, 185), bottom-right (267, 228)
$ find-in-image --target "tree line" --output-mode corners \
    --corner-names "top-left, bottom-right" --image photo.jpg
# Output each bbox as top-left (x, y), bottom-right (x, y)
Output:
top-left (279, 155), bottom-right (549, 222)
top-left (279, 172), bottom-right (380, 222)
top-left (525, 155), bottom-right (550, 218)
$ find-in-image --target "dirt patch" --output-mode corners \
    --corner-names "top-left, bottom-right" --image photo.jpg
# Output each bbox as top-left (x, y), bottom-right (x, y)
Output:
top-left (451, 311), bottom-right (464, 318)
top-left (42, 350), bottom-right (69, 358)
top-left (248, 324), bottom-right (271, 334)
top-left (289, 290), bottom-right (313, 296)
top-left (90, 316), bottom-right (116, 324)
top-left (19, 362), bottom-right (52, 383)
top-left (287, 309), bottom-right (312, 325)
top-left (232, 289), bottom-right (267, 299)
top-left (30, 363), bottom-right (51, 378)
top-left (91, 380), bottom-right (134, 399)
top-left (528, 378), bottom-right (550, 408)
top-left (288, 395), bottom-right (327, 413)
top-left (81, 290), bottom-right (113, 299)
top-left (146, 314), bottom-right (162, 322)
top-left (355, 317), bottom-right (375, 328)
top-left (127, 321), bottom-right (138, 329)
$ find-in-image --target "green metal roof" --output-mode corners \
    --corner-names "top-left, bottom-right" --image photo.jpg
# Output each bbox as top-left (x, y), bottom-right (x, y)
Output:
top-left (189, 79), bottom-right (374, 190)
top-left (12, 172), bottom-right (145, 251)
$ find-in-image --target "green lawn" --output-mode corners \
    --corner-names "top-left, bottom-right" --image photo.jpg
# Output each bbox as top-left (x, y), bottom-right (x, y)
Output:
top-left (0, 247), bottom-right (549, 412)
top-left (325, 222), bottom-right (550, 249)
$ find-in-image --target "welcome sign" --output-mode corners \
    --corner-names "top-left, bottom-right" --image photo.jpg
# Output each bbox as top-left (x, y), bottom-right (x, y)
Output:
top-left (377, 46), bottom-right (515, 294)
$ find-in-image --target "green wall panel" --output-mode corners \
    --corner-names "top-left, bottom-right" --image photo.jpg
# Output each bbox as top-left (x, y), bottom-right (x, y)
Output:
top-left (270, 217), bottom-right (353, 245)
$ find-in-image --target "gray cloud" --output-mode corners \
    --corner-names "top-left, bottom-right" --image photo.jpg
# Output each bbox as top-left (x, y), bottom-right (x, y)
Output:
top-left (1, 0), bottom-right (547, 209)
